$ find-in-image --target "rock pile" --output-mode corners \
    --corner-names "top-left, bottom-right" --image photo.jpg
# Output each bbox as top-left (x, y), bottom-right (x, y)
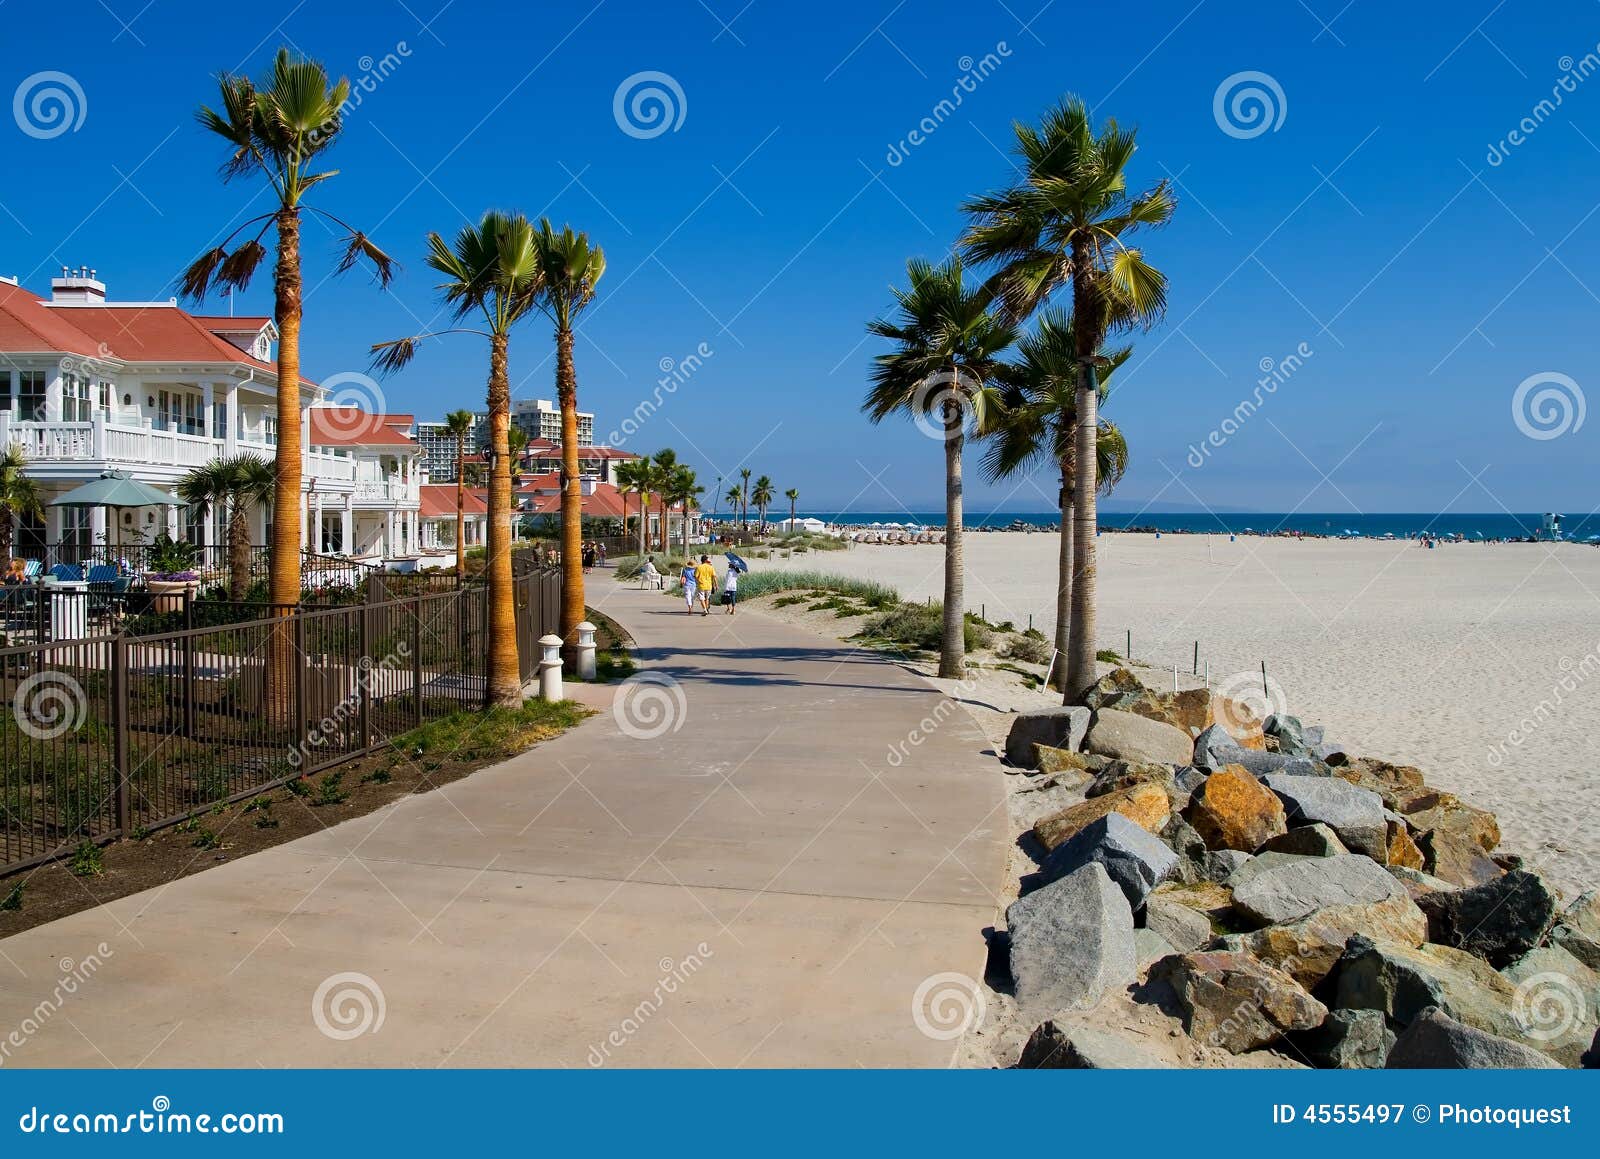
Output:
top-left (1003, 667), bottom-right (1600, 1069)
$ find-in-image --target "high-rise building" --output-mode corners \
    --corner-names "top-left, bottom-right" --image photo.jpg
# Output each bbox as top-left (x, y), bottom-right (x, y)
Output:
top-left (415, 416), bottom-right (485, 482)
top-left (513, 398), bottom-right (593, 446)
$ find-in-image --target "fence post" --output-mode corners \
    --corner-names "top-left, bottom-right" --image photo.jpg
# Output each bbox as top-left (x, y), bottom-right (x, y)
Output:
top-left (358, 601), bottom-right (372, 751)
top-left (411, 595), bottom-right (424, 728)
top-left (182, 588), bottom-right (197, 740)
top-left (112, 631), bottom-right (130, 834)
top-left (481, 582), bottom-right (492, 710)
top-left (294, 609), bottom-right (310, 765)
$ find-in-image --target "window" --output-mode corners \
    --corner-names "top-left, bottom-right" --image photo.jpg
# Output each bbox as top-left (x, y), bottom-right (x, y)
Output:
top-left (63, 373), bottom-right (92, 422)
top-left (17, 371), bottom-right (45, 421)
top-left (213, 400), bottom-right (228, 439)
top-left (97, 380), bottom-right (112, 420)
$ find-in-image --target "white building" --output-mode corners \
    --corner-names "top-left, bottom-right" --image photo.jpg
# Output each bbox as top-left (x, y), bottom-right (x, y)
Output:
top-left (512, 398), bottom-right (593, 446)
top-left (304, 408), bottom-right (423, 562)
top-left (0, 268), bottom-right (417, 567)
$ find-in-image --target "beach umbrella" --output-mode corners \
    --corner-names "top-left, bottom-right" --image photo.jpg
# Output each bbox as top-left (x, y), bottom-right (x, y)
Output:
top-left (48, 470), bottom-right (179, 565)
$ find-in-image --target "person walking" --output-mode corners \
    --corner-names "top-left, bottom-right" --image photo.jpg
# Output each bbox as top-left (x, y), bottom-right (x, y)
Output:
top-left (597, 541), bottom-right (607, 567)
top-left (681, 560), bottom-right (697, 615)
top-left (722, 563), bottom-right (739, 615)
top-left (693, 554), bottom-right (717, 616)
top-left (582, 541), bottom-right (595, 573)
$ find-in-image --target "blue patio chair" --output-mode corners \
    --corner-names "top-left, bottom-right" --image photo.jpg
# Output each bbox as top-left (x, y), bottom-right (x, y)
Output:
top-left (85, 564), bottom-right (119, 584)
top-left (48, 563), bottom-right (83, 582)
top-left (22, 560), bottom-right (42, 579)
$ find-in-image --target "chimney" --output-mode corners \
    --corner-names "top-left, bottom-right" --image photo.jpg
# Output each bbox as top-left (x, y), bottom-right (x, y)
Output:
top-left (50, 264), bottom-right (107, 304)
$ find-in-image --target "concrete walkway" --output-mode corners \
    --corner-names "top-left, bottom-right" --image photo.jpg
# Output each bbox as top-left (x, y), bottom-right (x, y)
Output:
top-left (0, 574), bottom-right (1006, 1067)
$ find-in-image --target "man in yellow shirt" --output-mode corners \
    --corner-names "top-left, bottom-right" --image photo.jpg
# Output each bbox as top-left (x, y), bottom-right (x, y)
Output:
top-left (692, 555), bottom-right (717, 616)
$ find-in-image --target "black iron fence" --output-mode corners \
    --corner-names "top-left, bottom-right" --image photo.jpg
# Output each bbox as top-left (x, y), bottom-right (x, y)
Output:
top-left (1, 568), bottom-right (562, 875)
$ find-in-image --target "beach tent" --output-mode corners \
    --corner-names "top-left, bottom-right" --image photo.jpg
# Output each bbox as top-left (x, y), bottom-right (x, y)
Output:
top-left (777, 516), bottom-right (828, 534)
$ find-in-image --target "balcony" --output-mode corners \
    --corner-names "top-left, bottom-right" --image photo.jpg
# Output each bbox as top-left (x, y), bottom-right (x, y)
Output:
top-left (1, 416), bottom-right (357, 486)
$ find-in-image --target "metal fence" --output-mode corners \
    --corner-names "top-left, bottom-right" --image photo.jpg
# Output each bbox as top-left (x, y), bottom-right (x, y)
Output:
top-left (0, 568), bottom-right (562, 876)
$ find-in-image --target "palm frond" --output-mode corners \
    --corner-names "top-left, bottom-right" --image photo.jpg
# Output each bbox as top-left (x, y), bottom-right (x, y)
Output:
top-left (335, 230), bottom-right (398, 288)
top-left (370, 337), bottom-right (419, 376)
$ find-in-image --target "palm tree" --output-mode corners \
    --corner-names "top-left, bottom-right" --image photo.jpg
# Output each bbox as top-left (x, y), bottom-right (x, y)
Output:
top-left (177, 453), bottom-right (276, 601)
top-left (649, 450), bottom-right (680, 554)
top-left (864, 256), bottom-right (1016, 678)
top-left (529, 219), bottom-right (606, 648)
top-left (962, 95), bottom-right (1172, 698)
top-left (614, 458), bottom-right (646, 552)
top-left (723, 484), bottom-right (742, 530)
top-left (665, 465), bottom-right (703, 557)
top-left (982, 310), bottom-right (1130, 693)
top-left (737, 468), bottom-right (752, 528)
top-left (372, 211), bottom-right (543, 708)
top-left (751, 475), bottom-right (774, 532)
top-left (444, 410), bottom-right (475, 585)
top-left (182, 48), bottom-right (395, 718)
top-left (784, 487), bottom-right (799, 532)
top-left (0, 444), bottom-right (42, 564)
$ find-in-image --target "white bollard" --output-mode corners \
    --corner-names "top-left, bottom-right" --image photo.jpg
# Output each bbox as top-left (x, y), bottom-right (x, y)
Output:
top-left (576, 621), bottom-right (597, 681)
top-left (538, 634), bottom-right (564, 701)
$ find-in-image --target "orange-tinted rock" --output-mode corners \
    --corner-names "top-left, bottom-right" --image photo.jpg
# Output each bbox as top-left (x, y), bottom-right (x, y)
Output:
top-left (1230, 892), bottom-right (1429, 988)
top-left (1183, 765), bottom-right (1287, 852)
top-left (1126, 688), bottom-right (1265, 749)
top-left (1392, 788), bottom-right (1500, 853)
top-left (1386, 819), bottom-right (1425, 871)
top-left (1033, 782), bottom-right (1171, 852)
top-left (1336, 758), bottom-right (1425, 806)
top-left (1419, 830), bottom-right (1504, 889)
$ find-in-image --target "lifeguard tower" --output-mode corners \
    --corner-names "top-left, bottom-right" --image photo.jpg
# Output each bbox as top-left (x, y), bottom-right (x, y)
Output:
top-left (1541, 512), bottom-right (1564, 540)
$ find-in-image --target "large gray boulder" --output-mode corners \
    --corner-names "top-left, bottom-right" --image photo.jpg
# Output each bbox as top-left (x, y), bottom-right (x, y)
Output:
top-left (1501, 945), bottom-right (1600, 1060)
top-left (1550, 890), bottom-right (1600, 970)
top-left (1386, 1007), bottom-right (1560, 1069)
top-left (1006, 862), bottom-right (1136, 1017)
top-left (1331, 936), bottom-right (1531, 1048)
top-left (1289, 1008), bottom-right (1393, 1069)
top-left (1264, 713), bottom-right (1310, 756)
top-left (1233, 853), bottom-right (1405, 925)
top-left (1004, 705), bottom-right (1091, 768)
top-left (1144, 894), bottom-right (1214, 953)
top-left (1261, 823), bottom-right (1348, 858)
top-left (1262, 774), bottom-right (1387, 860)
top-left (1193, 725), bottom-right (1326, 776)
top-left (1017, 1020), bottom-right (1174, 1068)
top-left (1036, 812), bottom-right (1179, 909)
top-left (1083, 708), bottom-right (1194, 765)
top-left (1416, 870), bottom-right (1558, 967)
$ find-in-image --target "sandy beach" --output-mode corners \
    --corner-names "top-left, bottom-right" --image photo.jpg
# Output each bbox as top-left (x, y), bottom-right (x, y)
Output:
top-left (756, 531), bottom-right (1600, 897)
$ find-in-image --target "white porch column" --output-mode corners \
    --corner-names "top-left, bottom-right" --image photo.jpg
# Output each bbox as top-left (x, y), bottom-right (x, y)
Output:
top-left (386, 511), bottom-right (396, 558)
top-left (340, 501), bottom-right (352, 556)
top-left (299, 491), bottom-right (309, 551)
top-left (312, 492), bottom-right (325, 555)
top-left (224, 382), bottom-right (238, 454)
top-left (407, 511), bottom-right (417, 554)
top-left (200, 381), bottom-right (215, 440)
top-left (164, 506), bottom-right (179, 540)
top-left (89, 507), bottom-right (107, 550)
top-left (44, 369), bottom-right (63, 422)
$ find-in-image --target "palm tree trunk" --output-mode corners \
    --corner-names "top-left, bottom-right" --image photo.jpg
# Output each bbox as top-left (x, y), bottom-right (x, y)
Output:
top-left (267, 207), bottom-right (304, 726)
top-left (485, 331), bottom-right (521, 707)
top-left (1051, 461), bottom-right (1073, 694)
top-left (454, 433), bottom-right (466, 586)
top-left (940, 393), bottom-right (965, 678)
top-left (1064, 366), bottom-right (1100, 700)
top-left (556, 325), bottom-right (585, 649)
top-left (229, 502), bottom-right (250, 603)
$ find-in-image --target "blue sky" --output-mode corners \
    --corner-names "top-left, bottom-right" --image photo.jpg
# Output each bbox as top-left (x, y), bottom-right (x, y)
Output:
top-left (4, 0), bottom-right (1598, 515)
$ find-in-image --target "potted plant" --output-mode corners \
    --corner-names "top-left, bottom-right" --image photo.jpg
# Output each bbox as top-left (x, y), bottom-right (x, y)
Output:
top-left (144, 534), bottom-right (203, 611)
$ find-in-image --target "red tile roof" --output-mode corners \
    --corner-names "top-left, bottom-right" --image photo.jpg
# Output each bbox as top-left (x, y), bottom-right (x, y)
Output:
top-left (419, 484), bottom-right (488, 518)
top-left (522, 483), bottom-right (628, 518)
top-left (0, 282), bottom-right (314, 385)
top-left (307, 407), bottom-right (421, 448)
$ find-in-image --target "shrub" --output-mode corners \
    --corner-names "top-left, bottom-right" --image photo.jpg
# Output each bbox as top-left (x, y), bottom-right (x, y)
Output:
top-left (1, 882), bottom-right (22, 911)
top-left (735, 570), bottom-right (897, 606)
top-left (1096, 649), bottom-right (1123, 664)
top-left (1004, 634), bottom-right (1055, 665)
top-left (68, 840), bottom-right (104, 877)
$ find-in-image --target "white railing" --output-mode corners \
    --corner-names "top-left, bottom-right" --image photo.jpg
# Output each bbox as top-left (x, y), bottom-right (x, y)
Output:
top-left (353, 478), bottom-right (415, 504)
top-left (2, 417), bottom-right (361, 483)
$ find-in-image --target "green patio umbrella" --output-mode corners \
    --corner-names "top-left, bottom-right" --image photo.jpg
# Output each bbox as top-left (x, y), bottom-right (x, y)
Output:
top-left (48, 470), bottom-right (179, 568)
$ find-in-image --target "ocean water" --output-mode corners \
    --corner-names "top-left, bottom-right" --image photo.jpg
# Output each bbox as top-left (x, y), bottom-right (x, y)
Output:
top-left (810, 511), bottom-right (1598, 540)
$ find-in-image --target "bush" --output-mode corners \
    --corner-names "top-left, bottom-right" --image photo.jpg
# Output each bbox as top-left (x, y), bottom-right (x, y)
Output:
top-left (859, 602), bottom-right (993, 652)
top-left (735, 570), bottom-right (897, 606)
top-left (1004, 634), bottom-right (1055, 665)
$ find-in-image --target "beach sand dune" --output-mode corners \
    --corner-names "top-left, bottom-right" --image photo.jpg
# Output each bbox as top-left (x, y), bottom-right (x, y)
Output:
top-left (762, 532), bottom-right (1600, 895)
